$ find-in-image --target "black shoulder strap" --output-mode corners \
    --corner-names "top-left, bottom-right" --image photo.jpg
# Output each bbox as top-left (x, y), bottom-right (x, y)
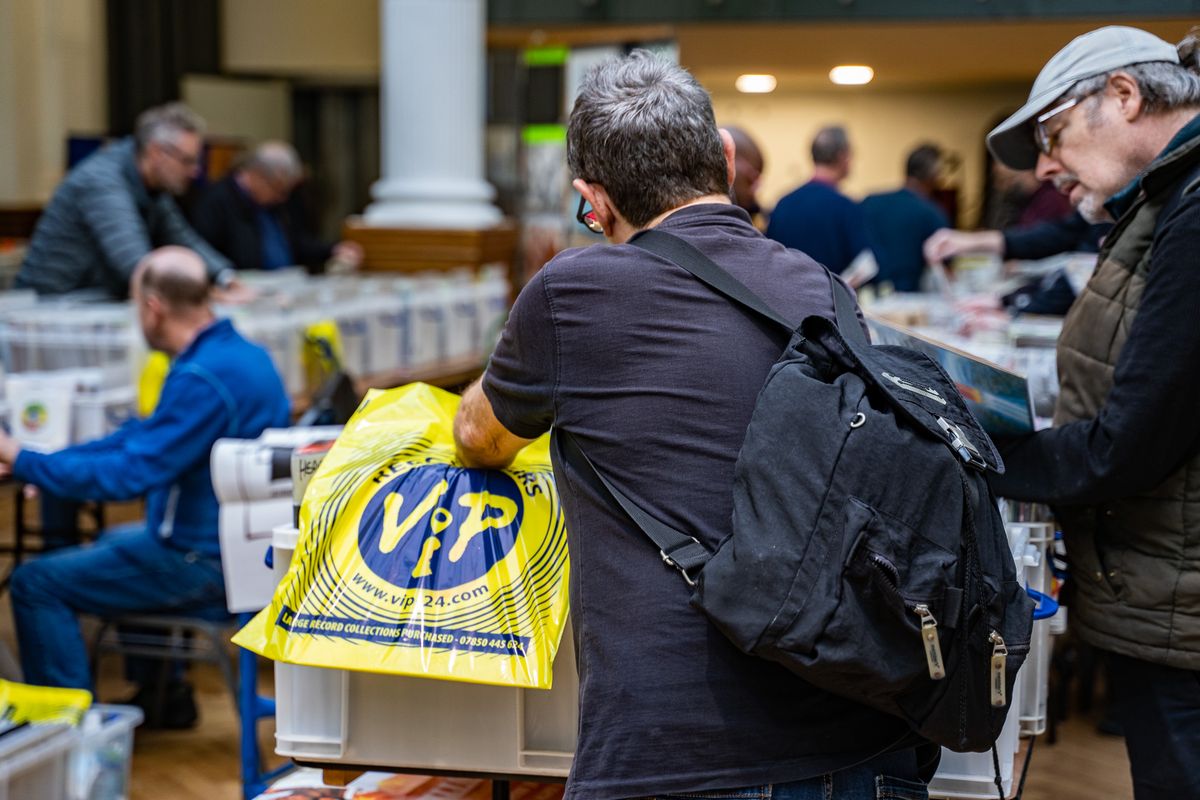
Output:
top-left (631, 228), bottom-right (868, 346)
top-left (557, 429), bottom-right (710, 584)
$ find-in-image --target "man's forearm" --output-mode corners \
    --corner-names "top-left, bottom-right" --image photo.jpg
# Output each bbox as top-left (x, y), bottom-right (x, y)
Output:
top-left (454, 379), bottom-right (533, 469)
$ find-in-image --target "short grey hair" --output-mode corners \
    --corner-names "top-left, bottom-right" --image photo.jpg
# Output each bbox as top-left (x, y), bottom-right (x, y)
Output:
top-left (244, 141), bottom-right (304, 184)
top-left (1065, 60), bottom-right (1200, 115)
top-left (567, 50), bottom-right (728, 228)
top-left (811, 126), bottom-right (850, 166)
top-left (134, 102), bottom-right (206, 153)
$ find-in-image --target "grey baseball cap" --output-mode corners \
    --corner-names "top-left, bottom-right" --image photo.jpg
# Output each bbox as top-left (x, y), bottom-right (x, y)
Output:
top-left (987, 26), bottom-right (1180, 170)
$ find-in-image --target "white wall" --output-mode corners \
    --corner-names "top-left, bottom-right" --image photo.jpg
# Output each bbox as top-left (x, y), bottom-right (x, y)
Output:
top-left (182, 75), bottom-right (292, 144)
top-left (221, 0), bottom-right (379, 79)
top-left (712, 83), bottom-right (1030, 228)
top-left (0, 0), bottom-right (107, 204)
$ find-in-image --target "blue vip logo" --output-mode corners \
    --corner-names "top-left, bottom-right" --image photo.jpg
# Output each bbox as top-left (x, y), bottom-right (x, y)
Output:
top-left (357, 467), bottom-right (523, 591)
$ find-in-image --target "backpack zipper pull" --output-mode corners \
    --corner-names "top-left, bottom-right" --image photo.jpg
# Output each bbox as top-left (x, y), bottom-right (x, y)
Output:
top-left (913, 604), bottom-right (946, 680)
top-left (989, 631), bottom-right (1008, 707)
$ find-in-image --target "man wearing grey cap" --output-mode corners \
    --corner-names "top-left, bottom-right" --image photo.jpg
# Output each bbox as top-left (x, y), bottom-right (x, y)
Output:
top-left (987, 26), bottom-right (1200, 798)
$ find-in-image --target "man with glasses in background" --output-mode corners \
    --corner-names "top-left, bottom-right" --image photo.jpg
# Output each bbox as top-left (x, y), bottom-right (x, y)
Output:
top-left (191, 140), bottom-right (363, 274)
top-left (15, 102), bottom-right (236, 301)
top-left (986, 26), bottom-right (1200, 799)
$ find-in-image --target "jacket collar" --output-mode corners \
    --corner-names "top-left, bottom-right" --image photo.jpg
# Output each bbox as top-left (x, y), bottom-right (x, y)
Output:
top-left (1105, 112), bottom-right (1200, 219)
top-left (175, 318), bottom-right (233, 364)
top-left (117, 137), bottom-right (156, 211)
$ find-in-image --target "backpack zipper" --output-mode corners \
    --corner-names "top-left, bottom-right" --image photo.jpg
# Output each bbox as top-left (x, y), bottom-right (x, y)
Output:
top-left (989, 630), bottom-right (1008, 707)
top-left (912, 604), bottom-right (946, 680)
top-left (882, 371), bottom-right (947, 405)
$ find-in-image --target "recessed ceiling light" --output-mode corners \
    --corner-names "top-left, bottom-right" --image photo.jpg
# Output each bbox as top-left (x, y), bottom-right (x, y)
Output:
top-left (829, 65), bottom-right (874, 86)
top-left (735, 74), bottom-right (777, 94)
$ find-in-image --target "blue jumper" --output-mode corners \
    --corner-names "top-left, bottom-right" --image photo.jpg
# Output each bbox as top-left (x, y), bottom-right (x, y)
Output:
top-left (14, 319), bottom-right (291, 558)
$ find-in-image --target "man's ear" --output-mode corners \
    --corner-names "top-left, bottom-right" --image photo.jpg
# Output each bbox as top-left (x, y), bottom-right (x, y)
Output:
top-left (573, 178), bottom-right (618, 237)
top-left (144, 292), bottom-right (166, 322)
top-left (1110, 71), bottom-right (1145, 121)
top-left (719, 128), bottom-right (737, 189)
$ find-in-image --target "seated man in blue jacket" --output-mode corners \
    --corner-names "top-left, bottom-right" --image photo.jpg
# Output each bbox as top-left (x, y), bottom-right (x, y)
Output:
top-left (0, 246), bottom-right (290, 712)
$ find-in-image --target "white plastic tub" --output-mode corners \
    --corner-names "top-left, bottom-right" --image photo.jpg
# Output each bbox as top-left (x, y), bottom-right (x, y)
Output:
top-left (269, 525), bottom-right (578, 777)
top-left (0, 723), bottom-right (77, 800)
top-left (73, 385), bottom-right (136, 444)
top-left (1011, 522), bottom-right (1055, 737)
top-left (267, 522), bottom-right (1045, 795)
top-left (68, 704), bottom-right (143, 800)
top-left (928, 681), bottom-right (1022, 799)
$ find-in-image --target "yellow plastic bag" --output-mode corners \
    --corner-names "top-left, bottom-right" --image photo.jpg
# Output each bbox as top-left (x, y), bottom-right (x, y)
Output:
top-left (234, 383), bottom-right (570, 689)
top-left (0, 680), bottom-right (92, 726)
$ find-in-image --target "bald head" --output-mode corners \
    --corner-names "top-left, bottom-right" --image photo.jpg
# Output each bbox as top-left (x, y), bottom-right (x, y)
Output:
top-left (725, 127), bottom-right (763, 171)
top-left (245, 141), bottom-right (302, 184)
top-left (724, 126), bottom-right (765, 215)
top-left (135, 246), bottom-right (211, 312)
top-left (238, 141), bottom-right (303, 206)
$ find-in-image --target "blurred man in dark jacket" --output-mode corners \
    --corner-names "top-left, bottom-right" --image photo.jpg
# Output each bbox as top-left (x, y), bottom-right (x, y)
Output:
top-left (192, 141), bottom-right (362, 274)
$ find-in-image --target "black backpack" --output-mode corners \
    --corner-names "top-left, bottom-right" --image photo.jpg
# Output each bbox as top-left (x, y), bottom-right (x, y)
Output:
top-left (559, 229), bottom-right (1035, 754)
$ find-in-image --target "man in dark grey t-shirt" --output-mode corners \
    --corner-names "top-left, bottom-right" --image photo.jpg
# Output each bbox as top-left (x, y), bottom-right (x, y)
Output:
top-left (454, 52), bottom-right (929, 800)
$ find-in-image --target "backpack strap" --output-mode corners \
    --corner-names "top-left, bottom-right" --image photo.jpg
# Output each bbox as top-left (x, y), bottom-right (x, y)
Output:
top-left (556, 429), bottom-right (710, 586)
top-left (631, 228), bottom-right (868, 346)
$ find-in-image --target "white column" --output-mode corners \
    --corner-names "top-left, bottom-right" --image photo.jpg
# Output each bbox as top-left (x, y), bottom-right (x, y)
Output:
top-left (364, 0), bottom-right (501, 228)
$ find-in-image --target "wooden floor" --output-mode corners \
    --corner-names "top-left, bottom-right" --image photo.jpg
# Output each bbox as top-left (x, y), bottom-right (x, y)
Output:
top-left (0, 483), bottom-right (1134, 800)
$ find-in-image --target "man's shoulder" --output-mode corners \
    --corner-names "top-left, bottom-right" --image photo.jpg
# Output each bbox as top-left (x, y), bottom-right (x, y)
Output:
top-left (70, 140), bottom-right (134, 183)
top-left (540, 241), bottom-right (649, 282)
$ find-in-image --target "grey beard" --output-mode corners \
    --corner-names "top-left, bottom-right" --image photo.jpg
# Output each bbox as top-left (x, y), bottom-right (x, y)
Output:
top-left (1076, 193), bottom-right (1113, 224)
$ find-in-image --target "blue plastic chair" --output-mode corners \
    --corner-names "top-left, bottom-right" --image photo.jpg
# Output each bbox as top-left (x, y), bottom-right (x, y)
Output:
top-left (237, 612), bottom-right (292, 800)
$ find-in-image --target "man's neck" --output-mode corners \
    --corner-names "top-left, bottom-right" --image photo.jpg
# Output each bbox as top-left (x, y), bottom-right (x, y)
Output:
top-left (1140, 107), bottom-right (1200, 163)
top-left (811, 165), bottom-right (842, 186)
top-left (612, 194), bottom-right (732, 244)
top-left (135, 155), bottom-right (157, 192)
top-left (904, 177), bottom-right (931, 198)
top-left (162, 312), bottom-right (216, 358)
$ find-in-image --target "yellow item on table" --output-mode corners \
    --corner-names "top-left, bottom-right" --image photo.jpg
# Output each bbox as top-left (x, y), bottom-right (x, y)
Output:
top-left (0, 679), bottom-right (92, 726)
top-left (234, 383), bottom-right (570, 689)
top-left (302, 320), bottom-right (343, 391)
top-left (136, 351), bottom-right (170, 417)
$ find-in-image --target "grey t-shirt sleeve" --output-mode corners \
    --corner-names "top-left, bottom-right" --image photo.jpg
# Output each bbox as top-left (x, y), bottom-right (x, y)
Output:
top-left (481, 267), bottom-right (558, 439)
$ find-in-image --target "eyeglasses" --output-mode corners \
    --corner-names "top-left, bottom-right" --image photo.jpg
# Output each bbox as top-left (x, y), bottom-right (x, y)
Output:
top-left (1034, 93), bottom-right (1092, 157)
top-left (158, 140), bottom-right (201, 169)
top-left (576, 195), bottom-right (603, 235)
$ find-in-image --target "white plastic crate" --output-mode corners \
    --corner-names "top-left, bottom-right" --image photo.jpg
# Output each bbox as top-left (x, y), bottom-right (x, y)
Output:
top-left (268, 530), bottom-right (1038, 793)
top-left (926, 519), bottom-right (1054, 798)
top-left (1011, 522), bottom-right (1055, 737)
top-left (0, 723), bottom-right (77, 800)
top-left (269, 525), bottom-right (577, 777)
top-left (73, 385), bottom-right (136, 444)
top-left (0, 305), bottom-right (143, 388)
top-left (68, 704), bottom-right (143, 800)
top-left (928, 681), bottom-right (1021, 799)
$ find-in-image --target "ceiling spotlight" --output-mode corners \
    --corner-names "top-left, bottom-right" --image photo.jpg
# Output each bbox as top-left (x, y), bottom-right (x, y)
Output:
top-left (735, 74), bottom-right (777, 94)
top-left (829, 65), bottom-right (874, 86)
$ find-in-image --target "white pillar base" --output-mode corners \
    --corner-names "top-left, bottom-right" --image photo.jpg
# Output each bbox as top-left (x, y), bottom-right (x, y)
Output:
top-left (364, 176), bottom-right (502, 229)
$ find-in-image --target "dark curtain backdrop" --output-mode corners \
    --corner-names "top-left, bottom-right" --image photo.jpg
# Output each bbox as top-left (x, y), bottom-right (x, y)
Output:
top-left (106, 0), bottom-right (221, 135)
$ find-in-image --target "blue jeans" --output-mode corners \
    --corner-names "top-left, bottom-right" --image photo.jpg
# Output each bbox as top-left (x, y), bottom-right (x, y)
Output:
top-left (1106, 651), bottom-right (1200, 800)
top-left (38, 489), bottom-right (84, 551)
top-left (631, 750), bottom-right (929, 800)
top-left (10, 525), bottom-right (228, 690)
